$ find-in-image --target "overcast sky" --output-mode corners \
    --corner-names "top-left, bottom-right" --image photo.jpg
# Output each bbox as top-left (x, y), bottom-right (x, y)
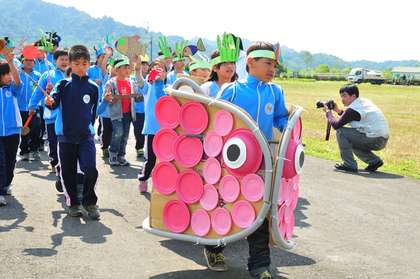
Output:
top-left (44, 0), bottom-right (420, 62)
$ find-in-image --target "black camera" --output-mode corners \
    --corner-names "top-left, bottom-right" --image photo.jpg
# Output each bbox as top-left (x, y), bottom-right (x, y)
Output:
top-left (316, 100), bottom-right (335, 110)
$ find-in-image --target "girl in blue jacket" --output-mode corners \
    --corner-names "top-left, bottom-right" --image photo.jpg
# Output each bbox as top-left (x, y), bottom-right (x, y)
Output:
top-left (0, 52), bottom-right (22, 206)
top-left (137, 60), bottom-right (167, 193)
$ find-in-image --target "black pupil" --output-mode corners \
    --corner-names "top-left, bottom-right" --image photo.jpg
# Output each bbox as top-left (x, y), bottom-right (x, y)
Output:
top-left (227, 144), bottom-right (241, 162)
top-left (299, 151), bottom-right (305, 167)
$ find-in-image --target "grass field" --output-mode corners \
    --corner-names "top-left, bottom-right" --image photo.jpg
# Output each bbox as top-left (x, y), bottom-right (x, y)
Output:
top-left (273, 79), bottom-right (420, 179)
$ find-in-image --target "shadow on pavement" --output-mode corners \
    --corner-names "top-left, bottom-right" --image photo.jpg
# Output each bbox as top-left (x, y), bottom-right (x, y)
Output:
top-left (0, 196), bottom-right (34, 233)
top-left (15, 158), bottom-right (56, 182)
top-left (294, 197), bottom-right (311, 229)
top-left (158, 239), bottom-right (315, 279)
top-left (334, 169), bottom-right (404, 179)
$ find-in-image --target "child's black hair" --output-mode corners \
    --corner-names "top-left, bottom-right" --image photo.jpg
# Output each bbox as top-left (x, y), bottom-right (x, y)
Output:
top-left (0, 62), bottom-right (11, 80)
top-left (68, 45), bottom-right (90, 62)
top-left (245, 41), bottom-right (275, 72)
top-left (339, 84), bottom-right (359, 98)
top-left (208, 50), bottom-right (238, 82)
top-left (53, 49), bottom-right (69, 61)
top-left (66, 67), bottom-right (72, 77)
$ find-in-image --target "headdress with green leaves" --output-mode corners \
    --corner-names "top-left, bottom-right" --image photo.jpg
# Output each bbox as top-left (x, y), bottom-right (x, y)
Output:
top-left (172, 40), bottom-right (188, 62)
top-left (158, 36), bottom-right (172, 59)
top-left (211, 33), bottom-right (240, 66)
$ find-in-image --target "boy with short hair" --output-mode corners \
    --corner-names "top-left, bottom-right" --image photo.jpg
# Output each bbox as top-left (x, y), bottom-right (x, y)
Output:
top-left (104, 57), bottom-right (141, 166)
top-left (0, 51), bottom-right (22, 206)
top-left (214, 41), bottom-right (289, 279)
top-left (45, 45), bottom-right (100, 219)
top-left (18, 56), bottom-right (42, 161)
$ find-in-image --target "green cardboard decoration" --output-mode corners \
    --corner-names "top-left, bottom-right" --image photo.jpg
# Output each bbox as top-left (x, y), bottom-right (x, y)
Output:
top-left (158, 36), bottom-right (172, 59)
top-left (173, 40), bottom-right (188, 62)
top-left (211, 33), bottom-right (240, 66)
top-left (115, 35), bottom-right (145, 60)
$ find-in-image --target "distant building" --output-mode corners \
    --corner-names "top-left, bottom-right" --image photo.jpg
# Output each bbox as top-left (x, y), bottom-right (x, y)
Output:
top-left (391, 67), bottom-right (420, 84)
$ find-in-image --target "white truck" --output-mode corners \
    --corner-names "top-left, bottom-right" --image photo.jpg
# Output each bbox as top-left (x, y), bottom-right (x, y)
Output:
top-left (347, 68), bottom-right (385, 84)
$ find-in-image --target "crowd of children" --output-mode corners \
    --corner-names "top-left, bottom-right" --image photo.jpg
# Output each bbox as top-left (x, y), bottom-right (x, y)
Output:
top-left (0, 31), bottom-right (288, 279)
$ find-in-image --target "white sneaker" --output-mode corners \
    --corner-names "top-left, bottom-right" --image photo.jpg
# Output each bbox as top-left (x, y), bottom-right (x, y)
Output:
top-left (0, 195), bottom-right (7, 206)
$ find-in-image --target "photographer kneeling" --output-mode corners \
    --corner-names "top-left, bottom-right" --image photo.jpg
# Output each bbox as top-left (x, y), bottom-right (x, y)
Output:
top-left (323, 84), bottom-right (389, 173)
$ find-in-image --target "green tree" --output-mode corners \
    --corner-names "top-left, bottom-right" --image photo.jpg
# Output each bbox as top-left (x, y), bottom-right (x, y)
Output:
top-left (301, 50), bottom-right (313, 70)
top-left (315, 64), bottom-right (330, 73)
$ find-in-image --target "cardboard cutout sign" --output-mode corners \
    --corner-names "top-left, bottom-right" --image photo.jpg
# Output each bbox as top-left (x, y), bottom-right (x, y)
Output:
top-left (115, 35), bottom-right (145, 59)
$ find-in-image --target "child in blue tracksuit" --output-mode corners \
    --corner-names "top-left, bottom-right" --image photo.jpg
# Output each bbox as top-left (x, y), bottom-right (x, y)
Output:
top-left (88, 47), bottom-right (109, 139)
top-left (137, 60), bottom-right (167, 193)
top-left (97, 62), bottom-right (114, 158)
top-left (18, 56), bottom-right (42, 160)
top-left (212, 42), bottom-right (289, 279)
top-left (29, 50), bottom-right (69, 171)
top-left (131, 73), bottom-right (146, 158)
top-left (0, 52), bottom-right (22, 206)
top-left (46, 45), bottom-right (100, 219)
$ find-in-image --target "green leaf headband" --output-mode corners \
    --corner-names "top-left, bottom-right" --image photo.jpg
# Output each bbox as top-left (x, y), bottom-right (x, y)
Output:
top-left (158, 36), bottom-right (172, 59)
top-left (172, 40), bottom-right (188, 62)
top-left (210, 33), bottom-right (240, 66)
top-left (189, 60), bottom-right (211, 71)
top-left (39, 32), bottom-right (54, 53)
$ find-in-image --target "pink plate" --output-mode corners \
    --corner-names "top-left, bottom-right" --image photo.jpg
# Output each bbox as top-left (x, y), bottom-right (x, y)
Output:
top-left (151, 162), bottom-right (178, 195)
top-left (155, 96), bottom-right (181, 129)
top-left (203, 132), bottom-right (223, 157)
top-left (214, 110), bottom-right (234, 136)
top-left (153, 129), bottom-right (178, 162)
top-left (241, 174), bottom-right (264, 202)
top-left (176, 169), bottom-right (204, 204)
top-left (179, 102), bottom-right (208, 134)
top-left (219, 175), bottom-right (240, 203)
top-left (211, 207), bottom-right (232, 236)
top-left (200, 184), bottom-right (219, 211)
top-left (203, 158), bottom-right (222, 185)
top-left (174, 135), bottom-right (203, 168)
top-left (231, 200), bottom-right (256, 228)
top-left (191, 209), bottom-right (211, 236)
top-left (163, 200), bottom-right (190, 233)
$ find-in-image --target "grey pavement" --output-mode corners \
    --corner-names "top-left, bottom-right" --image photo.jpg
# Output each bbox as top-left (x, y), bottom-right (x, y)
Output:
top-left (1, 139), bottom-right (420, 279)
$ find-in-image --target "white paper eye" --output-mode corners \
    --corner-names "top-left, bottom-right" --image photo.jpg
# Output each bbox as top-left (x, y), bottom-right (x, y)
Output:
top-left (222, 137), bottom-right (247, 170)
top-left (294, 144), bottom-right (305, 175)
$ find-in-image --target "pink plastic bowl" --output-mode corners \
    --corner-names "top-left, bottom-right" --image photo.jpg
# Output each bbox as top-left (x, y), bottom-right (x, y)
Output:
top-left (222, 128), bottom-right (263, 177)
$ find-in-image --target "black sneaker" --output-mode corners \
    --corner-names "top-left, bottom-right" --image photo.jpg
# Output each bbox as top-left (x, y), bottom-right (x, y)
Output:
top-left (252, 270), bottom-right (273, 279)
top-left (203, 249), bottom-right (228, 271)
top-left (68, 205), bottom-right (83, 217)
top-left (365, 160), bottom-right (383, 172)
top-left (334, 163), bottom-right (358, 173)
top-left (84, 205), bottom-right (100, 220)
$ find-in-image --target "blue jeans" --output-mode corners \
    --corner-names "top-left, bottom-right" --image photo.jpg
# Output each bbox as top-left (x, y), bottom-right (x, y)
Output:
top-left (109, 113), bottom-right (131, 157)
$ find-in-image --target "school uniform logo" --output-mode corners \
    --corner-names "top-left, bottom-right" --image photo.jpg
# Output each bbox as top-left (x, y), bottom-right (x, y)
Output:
top-left (83, 94), bottom-right (90, 104)
top-left (265, 103), bottom-right (274, 115)
top-left (5, 90), bottom-right (12, 98)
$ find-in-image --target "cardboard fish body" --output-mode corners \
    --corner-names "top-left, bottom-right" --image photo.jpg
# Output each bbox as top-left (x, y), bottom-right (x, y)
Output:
top-left (142, 79), bottom-right (304, 249)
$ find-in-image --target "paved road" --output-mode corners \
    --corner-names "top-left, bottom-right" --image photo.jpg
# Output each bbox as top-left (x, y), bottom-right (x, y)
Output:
top-left (1, 139), bottom-right (419, 278)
